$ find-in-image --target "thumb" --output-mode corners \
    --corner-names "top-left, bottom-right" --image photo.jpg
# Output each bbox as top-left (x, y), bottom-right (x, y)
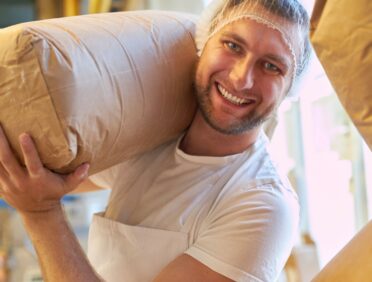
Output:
top-left (64, 163), bottom-right (90, 191)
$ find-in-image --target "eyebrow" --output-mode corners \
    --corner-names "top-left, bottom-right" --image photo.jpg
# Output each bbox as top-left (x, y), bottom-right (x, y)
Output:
top-left (220, 31), bottom-right (292, 70)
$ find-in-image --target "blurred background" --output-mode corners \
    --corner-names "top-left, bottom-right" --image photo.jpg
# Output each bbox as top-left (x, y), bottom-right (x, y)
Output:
top-left (0, 0), bottom-right (371, 281)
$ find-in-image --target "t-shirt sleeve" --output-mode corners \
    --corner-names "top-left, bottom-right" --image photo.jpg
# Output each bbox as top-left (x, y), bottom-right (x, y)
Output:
top-left (185, 182), bottom-right (300, 282)
top-left (89, 165), bottom-right (121, 189)
top-left (89, 141), bottom-right (174, 189)
top-left (88, 158), bottom-right (137, 189)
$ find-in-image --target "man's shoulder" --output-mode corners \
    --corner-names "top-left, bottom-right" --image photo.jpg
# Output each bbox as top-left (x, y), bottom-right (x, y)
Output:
top-left (238, 138), bottom-right (279, 178)
top-left (229, 138), bottom-right (297, 203)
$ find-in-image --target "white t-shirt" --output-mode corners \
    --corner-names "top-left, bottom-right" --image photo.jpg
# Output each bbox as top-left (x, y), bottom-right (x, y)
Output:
top-left (90, 132), bottom-right (299, 281)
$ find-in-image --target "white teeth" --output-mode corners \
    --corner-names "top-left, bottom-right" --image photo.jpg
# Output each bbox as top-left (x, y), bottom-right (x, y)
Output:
top-left (217, 84), bottom-right (251, 105)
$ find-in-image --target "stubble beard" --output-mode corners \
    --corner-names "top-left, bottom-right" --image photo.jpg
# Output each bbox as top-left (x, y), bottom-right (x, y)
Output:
top-left (194, 80), bottom-right (276, 135)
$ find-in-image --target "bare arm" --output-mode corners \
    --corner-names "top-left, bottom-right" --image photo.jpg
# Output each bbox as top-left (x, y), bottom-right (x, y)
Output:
top-left (0, 126), bottom-right (103, 282)
top-left (154, 254), bottom-right (234, 282)
top-left (21, 206), bottom-right (103, 282)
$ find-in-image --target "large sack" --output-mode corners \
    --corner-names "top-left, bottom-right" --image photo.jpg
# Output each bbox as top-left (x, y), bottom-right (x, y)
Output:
top-left (313, 220), bottom-right (372, 281)
top-left (310, 0), bottom-right (372, 150)
top-left (0, 11), bottom-right (197, 174)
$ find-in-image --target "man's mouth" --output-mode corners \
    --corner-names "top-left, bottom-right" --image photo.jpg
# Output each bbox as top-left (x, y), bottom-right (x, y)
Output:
top-left (216, 83), bottom-right (254, 106)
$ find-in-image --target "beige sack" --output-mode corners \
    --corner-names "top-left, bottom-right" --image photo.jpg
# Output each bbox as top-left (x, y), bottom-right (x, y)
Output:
top-left (310, 0), bottom-right (372, 150)
top-left (0, 11), bottom-right (197, 174)
top-left (313, 220), bottom-right (372, 281)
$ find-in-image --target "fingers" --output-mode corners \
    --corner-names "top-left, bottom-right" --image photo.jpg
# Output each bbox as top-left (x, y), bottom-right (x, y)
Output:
top-left (64, 163), bottom-right (90, 193)
top-left (0, 163), bottom-right (9, 193)
top-left (19, 133), bottom-right (45, 177)
top-left (0, 125), bottom-right (25, 179)
top-left (0, 162), bottom-right (16, 194)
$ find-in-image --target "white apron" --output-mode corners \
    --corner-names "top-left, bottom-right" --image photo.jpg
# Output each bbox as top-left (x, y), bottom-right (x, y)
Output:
top-left (87, 213), bottom-right (189, 282)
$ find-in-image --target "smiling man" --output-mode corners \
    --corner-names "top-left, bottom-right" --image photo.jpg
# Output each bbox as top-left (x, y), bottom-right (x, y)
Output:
top-left (194, 20), bottom-right (291, 136)
top-left (0, 0), bottom-right (310, 281)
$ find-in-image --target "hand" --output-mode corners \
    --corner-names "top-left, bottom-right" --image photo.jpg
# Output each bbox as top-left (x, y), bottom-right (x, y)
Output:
top-left (0, 125), bottom-right (89, 214)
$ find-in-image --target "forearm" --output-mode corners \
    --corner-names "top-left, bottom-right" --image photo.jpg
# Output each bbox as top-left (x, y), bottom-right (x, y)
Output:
top-left (0, 128), bottom-right (100, 281)
top-left (20, 205), bottom-right (103, 282)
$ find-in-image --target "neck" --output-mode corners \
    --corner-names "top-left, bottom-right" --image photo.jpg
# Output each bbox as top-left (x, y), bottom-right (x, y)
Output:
top-left (180, 111), bottom-right (261, 156)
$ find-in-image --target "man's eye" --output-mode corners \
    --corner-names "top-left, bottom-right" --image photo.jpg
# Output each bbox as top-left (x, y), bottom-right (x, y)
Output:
top-left (224, 41), bottom-right (241, 53)
top-left (263, 62), bottom-right (281, 74)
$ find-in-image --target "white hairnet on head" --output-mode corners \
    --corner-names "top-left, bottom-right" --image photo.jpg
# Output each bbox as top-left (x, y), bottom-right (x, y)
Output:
top-left (196, 0), bottom-right (311, 97)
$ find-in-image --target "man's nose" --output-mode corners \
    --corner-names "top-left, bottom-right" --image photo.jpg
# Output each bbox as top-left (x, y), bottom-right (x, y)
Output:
top-left (229, 56), bottom-right (255, 91)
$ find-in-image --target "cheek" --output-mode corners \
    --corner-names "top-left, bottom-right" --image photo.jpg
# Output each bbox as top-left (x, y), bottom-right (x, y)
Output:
top-left (197, 49), bottom-right (232, 81)
top-left (258, 77), bottom-right (287, 103)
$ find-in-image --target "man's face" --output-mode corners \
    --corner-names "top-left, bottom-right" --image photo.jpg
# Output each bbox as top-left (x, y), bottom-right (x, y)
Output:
top-left (194, 18), bottom-right (294, 135)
